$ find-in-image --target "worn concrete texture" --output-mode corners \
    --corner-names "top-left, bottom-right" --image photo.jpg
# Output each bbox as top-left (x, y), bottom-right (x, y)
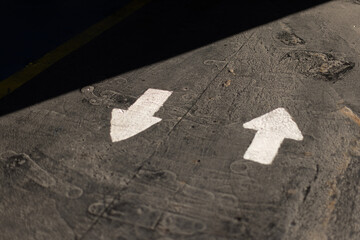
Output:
top-left (1, 0), bottom-right (360, 239)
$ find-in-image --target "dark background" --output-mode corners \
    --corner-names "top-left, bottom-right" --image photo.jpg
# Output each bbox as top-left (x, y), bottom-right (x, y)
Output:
top-left (0, 0), bottom-right (131, 80)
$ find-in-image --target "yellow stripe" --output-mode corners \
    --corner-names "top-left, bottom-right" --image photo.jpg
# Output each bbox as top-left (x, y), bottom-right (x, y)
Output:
top-left (0, 0), bottom-right (151, 99)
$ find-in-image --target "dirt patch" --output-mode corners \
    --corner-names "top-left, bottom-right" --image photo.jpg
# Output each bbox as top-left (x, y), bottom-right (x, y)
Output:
top-left (280, 51), bottom-right (355, 81)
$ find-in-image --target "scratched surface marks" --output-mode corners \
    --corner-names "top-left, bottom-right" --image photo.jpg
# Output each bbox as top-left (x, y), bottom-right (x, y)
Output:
top-left (1, 1), bottom-right (360, 239)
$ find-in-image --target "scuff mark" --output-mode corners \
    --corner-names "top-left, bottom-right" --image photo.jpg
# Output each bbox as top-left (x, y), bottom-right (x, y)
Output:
top-left (302, 165), bottom-right (319, 203)
top-left (322, 180), bottom-right (339, 229)
top-left (302, 185), bottom-right (311, 202)
top-left (340, 106), bottom-right (360, 127)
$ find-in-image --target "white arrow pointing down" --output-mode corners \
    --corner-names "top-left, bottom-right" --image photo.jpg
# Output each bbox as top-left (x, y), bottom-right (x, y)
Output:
top-left (243, 108), bottom-right (303, 165)
top-left (110, 88), bottom-right (172, 142)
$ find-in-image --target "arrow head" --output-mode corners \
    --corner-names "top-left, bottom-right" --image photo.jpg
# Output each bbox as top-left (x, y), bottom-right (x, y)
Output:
top-left (243, 108), bottom-right (303, 140)
top-left (243, 108), bottom-right (303, 164)
top-left (110, 88), bottom-right (172, 142)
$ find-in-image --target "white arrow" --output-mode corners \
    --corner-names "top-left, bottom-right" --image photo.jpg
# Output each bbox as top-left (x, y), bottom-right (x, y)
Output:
top-left (110, 88), bottom-right (172, 142)
top-left (243, 108), bottom-right (303, 165)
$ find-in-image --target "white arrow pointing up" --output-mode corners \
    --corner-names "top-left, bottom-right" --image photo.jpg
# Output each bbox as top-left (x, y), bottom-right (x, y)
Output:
top-left (110, 88), bottom-right (172, 142)
top-left (243, 108), bottom-right (303, 165)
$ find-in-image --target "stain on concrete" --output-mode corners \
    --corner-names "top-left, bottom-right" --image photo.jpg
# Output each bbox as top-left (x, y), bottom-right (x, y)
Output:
top-left (81, 85), bottom-right (136, 108)
top-left (0, 151), bottom-right (83, 199)
top-left (1, 151), bottom-right (56, 187)
top-left (136, 169), bottom-right (180, 192)
top-left (157, 212), bottom-right (206, 235)
top-left (89, 197), bottom-right (162, 229)
top-left (276, 31), bottom-right (305, 46)
top-left (204, 59), bottom-right (227, 70)
top-left (181, 184), bottom-right (215, 202)
top-left (280, 51), bottom-right (355, 81)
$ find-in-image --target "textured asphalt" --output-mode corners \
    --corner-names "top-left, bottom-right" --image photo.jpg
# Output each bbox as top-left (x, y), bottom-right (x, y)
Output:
top-left (1, 1), bottom-right (360, 239)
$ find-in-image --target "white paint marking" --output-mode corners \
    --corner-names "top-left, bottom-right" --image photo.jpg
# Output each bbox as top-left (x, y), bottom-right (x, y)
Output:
top-left (110, 88), bottom-right (172, 142)
top-left (243, 108), bottom-right (303, 165)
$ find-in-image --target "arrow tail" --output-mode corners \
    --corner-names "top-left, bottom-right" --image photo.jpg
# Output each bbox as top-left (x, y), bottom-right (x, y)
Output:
top-left (243, 131), bottom-right (284, 165)
top-left (128, 88), bottom-right (172, 116)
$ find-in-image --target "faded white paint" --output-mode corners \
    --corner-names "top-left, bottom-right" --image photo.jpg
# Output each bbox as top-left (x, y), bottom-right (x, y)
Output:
top-left (243, 108), bottom-right (303, 165)
top-left (110, 88), bottom-right (172, 142)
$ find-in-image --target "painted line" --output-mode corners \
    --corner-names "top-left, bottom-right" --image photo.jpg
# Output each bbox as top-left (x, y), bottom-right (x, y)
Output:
top-left (110, 88), bottom-right (173, 142)
top-left (0, 0), bottom-right (152, 100)
top-left (243, 108), bottom-right (303, 165)
top-left (340, 106), bottom-right (360, 127)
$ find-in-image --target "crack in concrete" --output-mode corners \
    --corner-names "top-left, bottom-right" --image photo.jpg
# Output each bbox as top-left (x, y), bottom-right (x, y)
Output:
top-left (167, 32), bottom-right (255, 136)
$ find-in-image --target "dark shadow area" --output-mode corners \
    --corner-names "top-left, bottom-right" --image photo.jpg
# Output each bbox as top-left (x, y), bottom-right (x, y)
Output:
top-left (0, 0), bottom-right (330, 116)
top-left (0, 0), bottom-right (131, 80)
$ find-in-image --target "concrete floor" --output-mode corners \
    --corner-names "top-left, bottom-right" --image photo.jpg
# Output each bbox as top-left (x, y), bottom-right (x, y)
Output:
top-left (0, 0), bottom-right (360, 239)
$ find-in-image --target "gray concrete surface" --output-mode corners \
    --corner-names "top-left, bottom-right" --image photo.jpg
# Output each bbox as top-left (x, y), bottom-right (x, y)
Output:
top-left (1, 0), bottom-right (360, 239)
